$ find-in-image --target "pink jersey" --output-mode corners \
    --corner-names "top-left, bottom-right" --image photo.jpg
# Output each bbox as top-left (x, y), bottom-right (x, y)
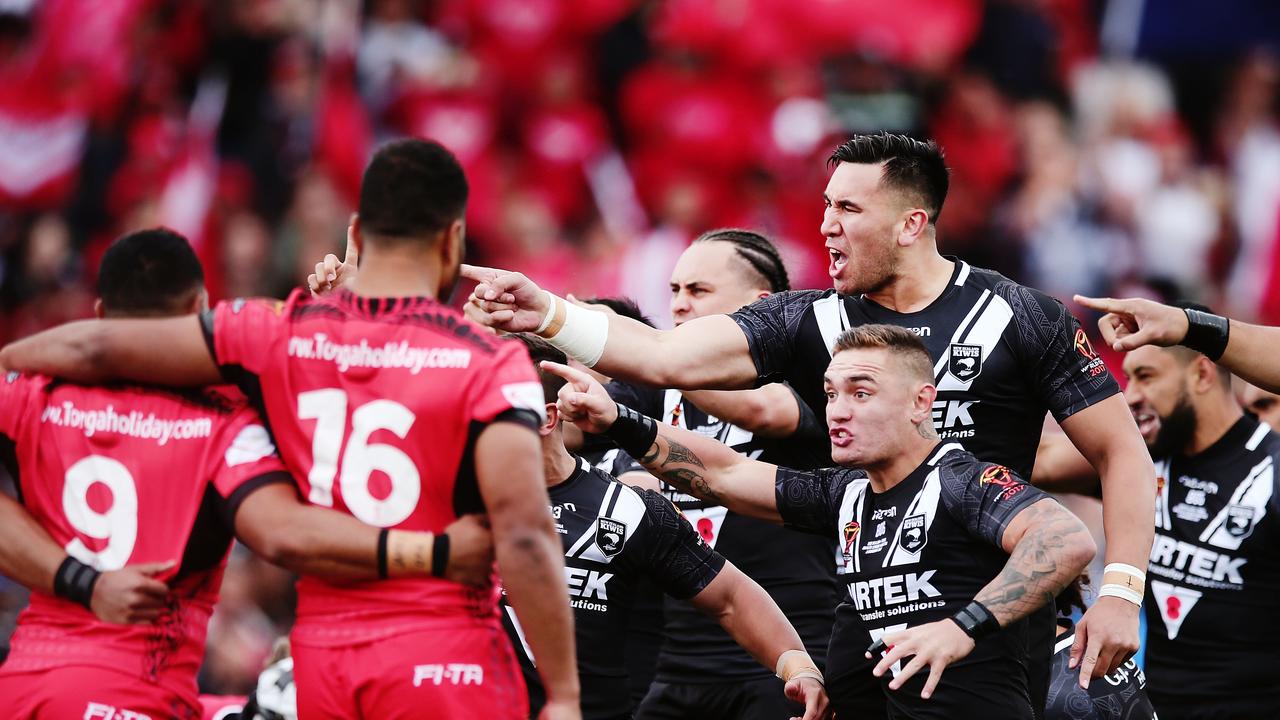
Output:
top-left (205, 289), bottom-right (544, 646)
top-left (0, 372), bottom-right (288, 707)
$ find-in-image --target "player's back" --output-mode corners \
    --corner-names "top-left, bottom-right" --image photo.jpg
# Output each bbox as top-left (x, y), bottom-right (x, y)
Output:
top-left (205, 289), bottom-right (544, 644)
top-left (0, 371), bottom-right (278, 700)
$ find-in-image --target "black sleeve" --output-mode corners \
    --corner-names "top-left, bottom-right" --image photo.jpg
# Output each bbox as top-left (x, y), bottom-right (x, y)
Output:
top-left (729, 290), bottom-right (823, 385)
top-left (774, 466), bottom-right (854, 535)
top-left (939, 460), bottom-right (1049, 548)
top-left (631, 489), bottom-right (726, 600)
top-left (785, 383), bottom-right (826, 444)
top-left (607, 448), bottom-right (646, 478)
top-left (999, 283), bottom-right (1120, 422)
top-left (199, 308), bottom-right (264, 403)
top-left (216, 470), bottom-right (296, 527)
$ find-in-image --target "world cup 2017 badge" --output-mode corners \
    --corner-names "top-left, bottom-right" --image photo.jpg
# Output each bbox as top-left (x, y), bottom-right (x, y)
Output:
top-left (842, 521), bottom-right (860, 567)
top-left (1225, 504), bottom-right (1257, 540)
top-left (900, 514), bottom-right (927, 554)
top-left (947, 344), bottom-right (983, 382)
top-left (595, 518), bottom-right (627, 557)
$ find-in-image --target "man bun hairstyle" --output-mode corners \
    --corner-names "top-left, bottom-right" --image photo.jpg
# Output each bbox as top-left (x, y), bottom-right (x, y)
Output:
top-left (694, 228), bottom-right (790, 293)
top-left (831, 323), bottom-right (934, 386)
top-left (97, 227), bottom-right (204, 315)
top-left (828, 132), bottom-right (950, 225)
top-left (512, 333), bottom-right (569, 404)
top-left (358, 138), bottom-right (468, 242)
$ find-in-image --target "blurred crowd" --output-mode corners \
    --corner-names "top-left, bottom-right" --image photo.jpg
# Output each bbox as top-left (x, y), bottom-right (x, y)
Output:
top-left (0, 0), bottom-right (1278, 695)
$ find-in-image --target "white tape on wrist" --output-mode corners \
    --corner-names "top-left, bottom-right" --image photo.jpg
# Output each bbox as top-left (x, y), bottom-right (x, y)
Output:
top-left (775, 649), bottom-right (824, 685)
top-left (1099, 583), bottom-right (1143, 607)
top-left (546, 297), bottom-right (609, 367)
top-left (534, 290), bottom-right (557, 334)
top-left (1103, 563), bottom-right (1147, 583)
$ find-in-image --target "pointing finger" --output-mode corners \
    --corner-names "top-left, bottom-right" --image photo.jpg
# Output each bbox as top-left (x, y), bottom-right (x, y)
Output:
top-left (1073, 295), bottom-right (1126, 314)
top-left (344, 224), bottom-right (359, 266)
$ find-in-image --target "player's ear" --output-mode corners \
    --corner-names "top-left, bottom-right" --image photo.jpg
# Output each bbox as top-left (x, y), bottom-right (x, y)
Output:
top-left (898, 207), bottom-right (930, 247)
top-left (540, 402), bottom-right (559, 437)
top-left (93, 298), bottom-right (105, 319)
top-left (442, 218), bottom-right (465, 267)
top-left (348, 214), bottom-right (365, 258)
top-left (186, 287), bottom-right (210, 315)
top-left (913, 382), bottom-right (937, 423)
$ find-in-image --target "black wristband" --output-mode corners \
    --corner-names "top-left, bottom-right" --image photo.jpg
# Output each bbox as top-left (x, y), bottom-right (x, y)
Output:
top-left (1181, 308), bottom-right (1230, 361)
top-left (431, 533), bottom-right (450, 578)
top-left (53, 556), bottom-right (101, 610)
top-left (605, 403), bottom-right (659, 459)
top-left (376, 528), bottom-right (390, 579)
top-left (949, 600), bottom-right (1001, 641)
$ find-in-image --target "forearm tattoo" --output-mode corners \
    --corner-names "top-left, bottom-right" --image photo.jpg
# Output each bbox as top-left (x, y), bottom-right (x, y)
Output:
top-left (637, 435), bottom-right (722, 504)
top-left (975, 503), bottom-right (1090, 626)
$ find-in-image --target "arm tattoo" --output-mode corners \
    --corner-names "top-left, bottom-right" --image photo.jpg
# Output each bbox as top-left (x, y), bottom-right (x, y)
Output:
top-left (635, 435), bottom-right (721, 503)
top-left (974, 503), bottom-right (1091, 626)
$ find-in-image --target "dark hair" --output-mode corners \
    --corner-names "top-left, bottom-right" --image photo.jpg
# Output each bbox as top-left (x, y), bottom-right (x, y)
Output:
top-left (358, 138), bottom-right (468, 242)
top-left (97, 228), bottom-right (204, 315)
top-left (1055, 573), bottom-right (1089, 619)
top-left (828, 132), bottom-right (950, 225)
top-left (694, 228), bottom-right (790, 293)
top-left (576, 296), bottom-right (657, 328)
top-left (832, 324), bottom-right (933, 385)
top-left (512, 334), bottom-right (568, 404)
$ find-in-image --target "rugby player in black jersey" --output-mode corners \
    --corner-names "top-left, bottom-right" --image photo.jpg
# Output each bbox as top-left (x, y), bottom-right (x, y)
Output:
top-left (1037, 303), bottom-right (1280, 719)
top-left (462, 133), bottom-right (1155, 705)
top-left (602, 230), bottom-right (837, 720)
top-left (502, 334), bottom-right (829, 720)
top-left (543, 324), bottom-right (1096, 720)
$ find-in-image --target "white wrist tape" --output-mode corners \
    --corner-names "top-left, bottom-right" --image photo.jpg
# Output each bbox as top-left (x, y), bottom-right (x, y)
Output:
top-left (775, 649), bottom-right (824, 685)
top-left (1099, 583), bottom-right (1143, 607)
top-left (534, 290), bottom-right (557, 334)
top-left (545, 296), bottom-right (609, 367)
top-left (1103, 563), bottom-right (1146, 583)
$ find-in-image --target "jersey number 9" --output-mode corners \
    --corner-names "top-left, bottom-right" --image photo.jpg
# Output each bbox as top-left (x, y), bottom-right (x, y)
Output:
top-left (62, 455), bottom-right (139, 571)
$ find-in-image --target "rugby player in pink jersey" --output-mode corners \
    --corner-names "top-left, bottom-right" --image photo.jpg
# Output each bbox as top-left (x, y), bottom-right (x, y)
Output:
top-left (1, 140), bottom-right (580, 719)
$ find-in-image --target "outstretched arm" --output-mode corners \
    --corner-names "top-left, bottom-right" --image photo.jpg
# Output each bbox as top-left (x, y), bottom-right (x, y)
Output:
top-left (692, 563), bottom-right (829, 720)
top-left (544, 361), bottom-right (782, 521)
top-left (680, 385), bottom-right (803, 439)
top-left (233, 482), bottom-right (494, 586)
top-left (461, 264), bottom-right (759, 389)
top-left (0, 315), bottom-right (221, 387)
top-left (870, 498), bottom-right (1095, 699)
top-left (1076, 294), bottom-right (1280, 393)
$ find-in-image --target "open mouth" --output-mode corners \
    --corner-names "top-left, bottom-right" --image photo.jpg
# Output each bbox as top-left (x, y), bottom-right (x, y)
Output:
top-left (1133, 410), bottom-right (1159, 436)
top-left (828, 248), bottom-right (848, 278)
top-left (829, 427), bottom-right (853, 447)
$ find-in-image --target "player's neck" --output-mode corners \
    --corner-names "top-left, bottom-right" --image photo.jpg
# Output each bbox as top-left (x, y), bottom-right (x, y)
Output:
top-left (544, 436), bottom-right (579, 487)
top-left (863, 436), bottom-right (940, 493)
top-left (862, 250), bottom-right (953, 313)
top-left (1184, 394), bottom-right (1245, 457)
top-left (347, 249), bottom-right (446, 299)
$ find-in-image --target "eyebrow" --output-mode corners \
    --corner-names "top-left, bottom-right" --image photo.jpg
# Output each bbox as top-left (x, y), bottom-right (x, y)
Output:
top-left (824, 373), bottom-right (877, 384)
top-left (823, 193), bottom-right (861, 211)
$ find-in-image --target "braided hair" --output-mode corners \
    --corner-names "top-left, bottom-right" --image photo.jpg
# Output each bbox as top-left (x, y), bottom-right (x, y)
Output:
top-left (693, 229), bottom-right (790, 293)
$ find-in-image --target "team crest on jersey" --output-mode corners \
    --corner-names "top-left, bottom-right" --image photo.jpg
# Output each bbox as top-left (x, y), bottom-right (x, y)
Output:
top-left (842, 521), bottom-right (861, 565)
top-left (595, 518), bottom-right (627, 557)
top-left (946, 344), bottom-right (983, 382)
top-left (1226, 504), bottom-right (1258, 540)
top-left (900, 514), bottom-right (927, 554)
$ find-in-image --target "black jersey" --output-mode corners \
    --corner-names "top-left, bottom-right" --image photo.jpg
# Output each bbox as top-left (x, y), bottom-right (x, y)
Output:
top-left (607, 380), bottom-right (839, 683)
top-left (502, 458), bottom-right (725, 720)
top-left (1144, 415), bottom-right (1280, 710)
top-left (1045, 625), bottom-right (1156, 720)
top-left (776, 443), bottom-right (1050, 720)
top-left (731, 259), bottom-right (1120, 479)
